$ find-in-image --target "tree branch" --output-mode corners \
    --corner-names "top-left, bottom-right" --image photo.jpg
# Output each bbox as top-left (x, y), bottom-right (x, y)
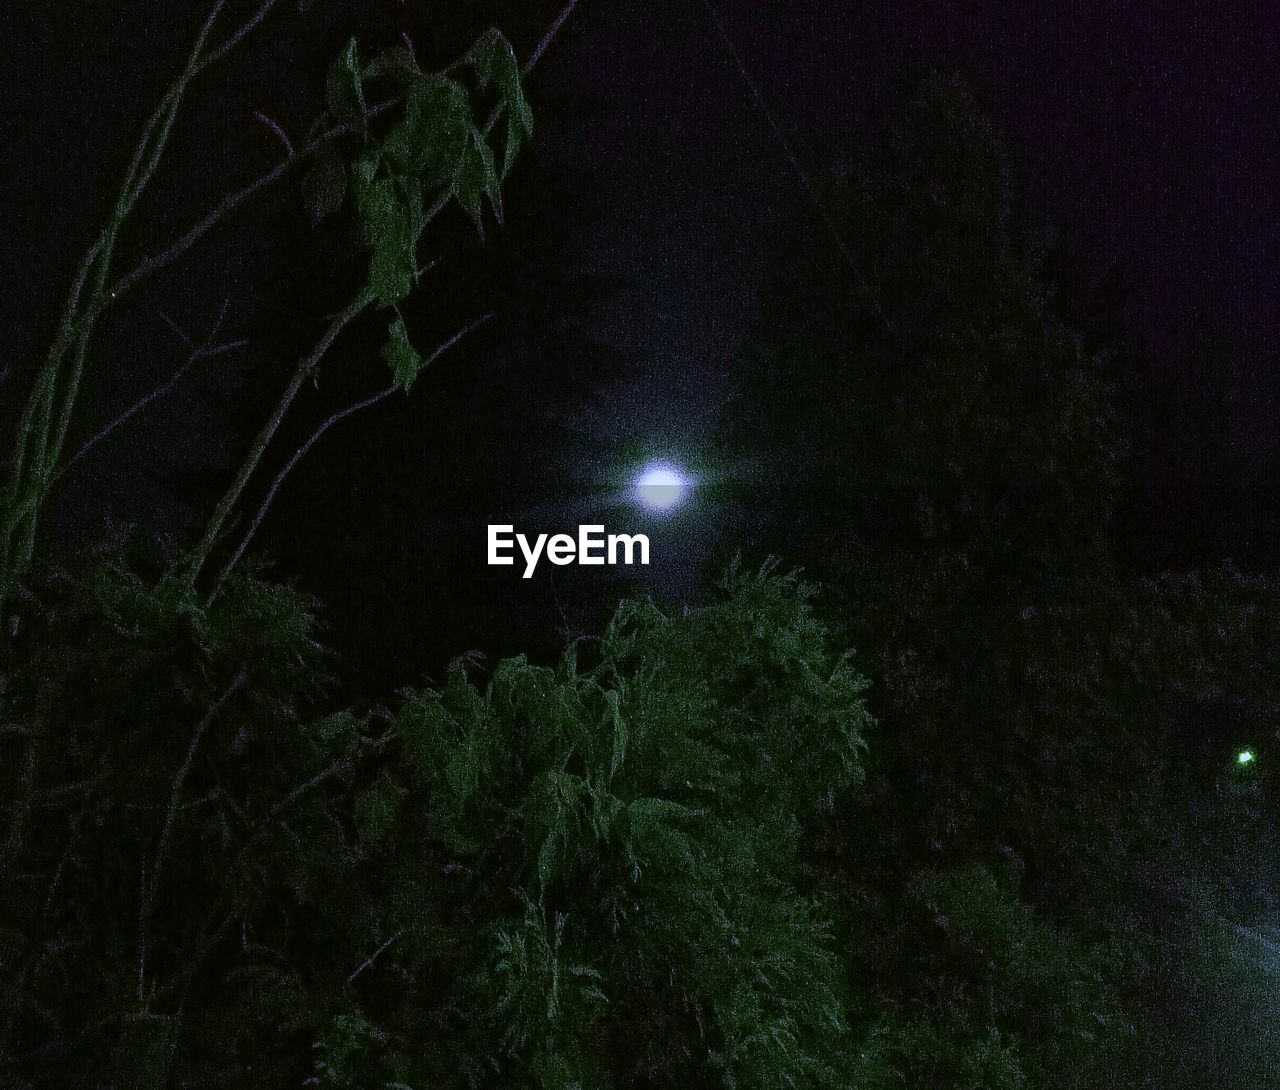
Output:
top-left (116, 0), bottom-right (582, 308)
top-left (197, 0), bottom-right (284, 72)
top-left (212, 311), bottom-right (494, 591)
top-left (107, 105), bottom-right (396, 304)
top-left (138, 671), bottom-right (246, 1000)
top-left (527, 0), bottom-right (580, 73)
top-left (699, 0), bottom-right (891, 332)
top-left (346, 929), bottom-right (404, 988)
top-left (184, 288), bottom-right (375, 587)
top-left (59, 327), bottom-right (246, 484)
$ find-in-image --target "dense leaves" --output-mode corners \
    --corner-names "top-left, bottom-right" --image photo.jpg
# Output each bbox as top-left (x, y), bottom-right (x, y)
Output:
top-left (305, 28), bottom-right (534, 372)
top-left (0, 559), bottom-right (880, 1086)
top-left (334, 560), bottom-right (875, 1086)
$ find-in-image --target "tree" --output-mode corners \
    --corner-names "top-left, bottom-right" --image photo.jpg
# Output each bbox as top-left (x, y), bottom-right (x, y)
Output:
top-left (720, 71), bottom-right (1280, 1088)
top-left (0, 1), bottom-right (574, 612)
top-left (0, 557), bottom-right (882, 1086)
top-left (324, 560), bottom-right (875, 1087)
top-left (723, 72), bottom-right (1125, 865)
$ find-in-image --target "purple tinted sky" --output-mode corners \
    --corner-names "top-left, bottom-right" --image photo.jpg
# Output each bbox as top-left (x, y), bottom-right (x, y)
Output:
top-left (560, 0), bottom-right (1280, 455)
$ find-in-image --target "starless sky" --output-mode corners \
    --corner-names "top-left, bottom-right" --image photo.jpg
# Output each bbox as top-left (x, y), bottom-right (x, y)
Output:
top-left (4, 0), bottom-right (1276, 469)
top-left (1, 0), bottom-right (1277, 681)
top-left (557, 0), bottom-right (1280, 458)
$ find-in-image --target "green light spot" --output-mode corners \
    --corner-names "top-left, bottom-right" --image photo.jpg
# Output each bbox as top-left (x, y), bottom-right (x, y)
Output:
top-left (1237, 750), bottom-right (1255, 766)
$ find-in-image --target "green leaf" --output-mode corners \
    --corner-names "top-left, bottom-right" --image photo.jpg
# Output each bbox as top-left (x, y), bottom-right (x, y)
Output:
top-left (365, 43), bottom-right (419, 86)
top-left (472, 28), bottom-right (533, 138)
top-left (350, 148), bottom-right (378, 196)
top-left (326, 37), bottom-right (366, 125)
top-left (471, 28), bottom-right (533, 179)
top-left (605, 689), bottom-right (627, 779)
top-left (300, 142), bottom-right (346, 228)
top-left (383, 317), bottom-right (424, 392)
top-left (384, 75), bottom-right (471, 186)
top-left (454, 128), bottom-right (501, 237)
top-left (309, 710), bottom-right (362, 756)
top-left (357, 174), bottom-right (417, 306)
top-left (503, 113), bottom-right (523, 180)
top-left (369, 244), bottom-right (413, 307)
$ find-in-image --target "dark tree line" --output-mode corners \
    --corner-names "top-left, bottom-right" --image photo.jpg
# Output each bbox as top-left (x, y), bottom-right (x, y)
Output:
top-left (720, 72), bottom-right (1280, 1087)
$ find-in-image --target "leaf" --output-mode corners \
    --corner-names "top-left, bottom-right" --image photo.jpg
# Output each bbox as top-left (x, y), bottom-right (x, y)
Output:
top-left (472, 28), bottom-right (533, 138)
top-left (383, 317), bottom-right (424, 392)
top-left (355, 782), bottom-right (401, 846)
top-left (503, 112), bottom-right (523, 181)
top-left (384, 75), bottom-right (471, 185)
top-left (369, 243), bottom-right (414, 307)
top-left (325, 37), bottom-right (366, 125)
top-left (471, 29), bottom-right (534, 179)
top-left (365, 43), bottom-right (419, 86)
top-left (350, 148), bottom-right (378, 196)
top-left (358, 175), bottom-right (417, 306)
top-left (454, 128), bottom-right (501, 237)
top-left (300, 142), bottom-right (346, 228)
top-left (309, 710), bottom-right (362, 756)
top-left (605, 689), bottom-right (627, 779)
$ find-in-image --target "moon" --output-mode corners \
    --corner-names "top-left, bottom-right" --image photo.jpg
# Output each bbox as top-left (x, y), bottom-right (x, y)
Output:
top-left (634, 463), bottom-right (688, 511)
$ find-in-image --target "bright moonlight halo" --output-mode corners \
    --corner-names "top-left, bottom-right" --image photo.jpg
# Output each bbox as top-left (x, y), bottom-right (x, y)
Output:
top-left (634, 463), bottom-right (688, 512)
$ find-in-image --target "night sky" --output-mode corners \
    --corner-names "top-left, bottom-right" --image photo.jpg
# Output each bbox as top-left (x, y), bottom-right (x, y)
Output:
top-left (553, 0), bottom-right (1280, 445)
top-left (3, 0), bottom-right (1277, 684)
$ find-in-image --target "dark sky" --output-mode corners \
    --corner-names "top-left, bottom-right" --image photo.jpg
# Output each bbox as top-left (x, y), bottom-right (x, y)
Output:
top-left (5, 1), bottom-right (1276, 459)
top-left (556, 0), bottom-right (1280, 458)
top-left (3, 0), bottom-right (1278, 680)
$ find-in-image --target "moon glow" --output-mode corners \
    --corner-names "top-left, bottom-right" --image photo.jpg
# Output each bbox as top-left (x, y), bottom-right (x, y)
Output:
top-left (634, 464), bottom-right (688, 511)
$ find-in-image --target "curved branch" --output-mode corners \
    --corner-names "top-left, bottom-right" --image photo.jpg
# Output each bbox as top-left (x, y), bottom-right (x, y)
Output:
top-left (184, 289), bottom-right (375, 586)
top-left (197, 0), bottom-right (283, 72)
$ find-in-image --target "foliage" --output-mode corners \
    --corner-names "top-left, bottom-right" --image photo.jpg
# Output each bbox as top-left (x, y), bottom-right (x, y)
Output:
top-left (720, 71), bottom-right (1280, 1087)
top-left (871, 865), bottom-right (1125, 1088)
top-left (0, 558), bottom-right (879, 1086)
top-left (327, 559), bottom-right (874, 1086)
top-left (304, 26), bottom-right (533, 380)
top-left (0, 542), bottom-right (352, 1086)
top-left (1, 7), bottom-right (541, 611)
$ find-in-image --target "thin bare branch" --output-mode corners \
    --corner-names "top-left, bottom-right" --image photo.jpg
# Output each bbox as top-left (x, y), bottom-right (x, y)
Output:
top-left (346, 929), bottom-right (404, 988)
top-left (144, 672), bottom-right (247, 922)
top-left (185, 288), bottom-right (375, 586)
top-left (138, 672), bottom-right (246, 1000)
top-left (213, 311), bottom-right (494, 591)
top-left (156, 309), bottom-right (195, 347)
top-left (527, 0), bottom-right (580, 73)
top-left (59, 329), bottom-right (247, 483)
top-left (198, 0), bottom-right (284, 71)
top-left (699, 0), bottom-right (891, 331)
top-left (107, 104), bottom-right (393, 303)
top-left (253, 110), bottom-right (295, 158)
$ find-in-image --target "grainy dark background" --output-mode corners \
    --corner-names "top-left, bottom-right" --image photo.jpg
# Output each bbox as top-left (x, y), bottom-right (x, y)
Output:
top-left (3, 0), bottom-right (1277, 689)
